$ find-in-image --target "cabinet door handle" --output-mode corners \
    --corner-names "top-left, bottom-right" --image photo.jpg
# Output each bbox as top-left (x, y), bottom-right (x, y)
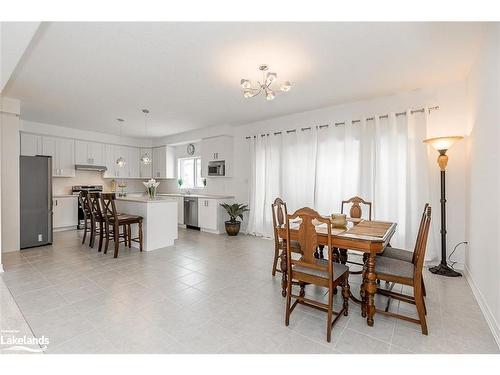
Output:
top-left (55, 200), bottom-right (58, 206)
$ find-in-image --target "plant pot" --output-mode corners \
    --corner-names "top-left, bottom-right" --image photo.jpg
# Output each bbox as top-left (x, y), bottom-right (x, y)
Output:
top-left (225, 221), bottom-right (241, 236)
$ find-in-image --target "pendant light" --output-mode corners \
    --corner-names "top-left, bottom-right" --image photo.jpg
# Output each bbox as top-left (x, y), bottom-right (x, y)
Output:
top-left (115, 118), bottom-right (126, 167)
top-left (140, 109), bottom-right (152, 165)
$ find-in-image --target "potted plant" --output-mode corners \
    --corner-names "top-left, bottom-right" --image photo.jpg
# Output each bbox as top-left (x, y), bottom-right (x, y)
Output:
top-left (220, 203), bottom-right (249, 236)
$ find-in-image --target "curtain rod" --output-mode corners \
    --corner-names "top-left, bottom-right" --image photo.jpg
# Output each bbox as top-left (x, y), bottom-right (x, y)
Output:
top-left (245, 105), bottom-right (439, 139)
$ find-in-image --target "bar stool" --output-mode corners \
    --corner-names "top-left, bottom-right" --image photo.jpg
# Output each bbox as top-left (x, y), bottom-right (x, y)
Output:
top-left (100, 193), bottom-right (143, 258)
top-left (88, 192), bottom-right (107, 252)
top-left (79, 191), bottom-right (92, 246)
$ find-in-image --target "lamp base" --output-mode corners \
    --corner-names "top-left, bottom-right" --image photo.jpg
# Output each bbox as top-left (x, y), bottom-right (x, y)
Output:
top-left (429, 263), bottom-right (462, 277)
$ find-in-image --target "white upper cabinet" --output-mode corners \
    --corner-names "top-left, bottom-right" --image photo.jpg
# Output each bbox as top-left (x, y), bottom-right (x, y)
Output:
top-left (41, 136), bottom-right (75, 177)
top-left (75, 140), bottom-right (104, 165)
top-left (20, 133), bottom-right (42, 156)
top-left (126, 146), bottom-right (140, 179)
top-left (200, 136), bottom-right (233, 177)
top-left (152, 146), bottom-right (175, 179)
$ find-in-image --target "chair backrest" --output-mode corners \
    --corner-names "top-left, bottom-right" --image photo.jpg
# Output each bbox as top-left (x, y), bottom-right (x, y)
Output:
top-left (100, 193), bottom-right (118, 226)
top-left (411, 203), bottom-right (430, 264)
top-left (286, 207), bottom-right (333, 278)
top-left (79, 191), bottom-right (91, 217)
top-left (341, 196), bottom-right (372, 220)
top-left (88, 192), bottom-right (103, 221)
top-left (412, 204), bottom-right (432, 280)
top-left (272, 198), bottom-right (287, 244)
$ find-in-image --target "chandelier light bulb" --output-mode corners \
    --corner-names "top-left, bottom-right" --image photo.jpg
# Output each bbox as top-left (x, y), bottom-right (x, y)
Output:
top-left (140, 153), bottom-right (152, 165)
top-left (240, 79), bottom-right (251, 89)
top-left (243, 90), bottom-right (253, 99)
top-left (280, 81), bottom-right (292, 92)
top-left (266, 72), bottom-right (277, 85)
top-left (116, 156), bottom-right (126, 168)
top-left (266, 90), bottom-right (275, 101)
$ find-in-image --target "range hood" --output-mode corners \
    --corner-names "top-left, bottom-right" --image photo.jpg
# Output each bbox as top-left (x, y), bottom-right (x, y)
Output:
top-left (75, 164), bottom-right (108, 172)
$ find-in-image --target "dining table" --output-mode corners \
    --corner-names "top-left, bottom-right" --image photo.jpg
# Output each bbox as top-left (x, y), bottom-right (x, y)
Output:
top-left (277, 218), bottom-right (397, 327)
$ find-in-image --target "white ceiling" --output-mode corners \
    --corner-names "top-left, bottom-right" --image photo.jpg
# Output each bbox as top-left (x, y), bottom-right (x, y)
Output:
top-left (5, 22), bottom-right (486, 138)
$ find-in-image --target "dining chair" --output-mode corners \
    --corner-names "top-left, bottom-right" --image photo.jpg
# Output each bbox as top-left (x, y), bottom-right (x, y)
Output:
top-left (79, 191), bottom-right (92, 246)
top-left (88, 193), bottom-right (106, 252)
top-left (379, 203), bottom-right (429, 296)
top-left (271, 198), bottom-right (301, 274)
top-left (336, 196), bottom-right (373, 274)
top-left (374, 204), bottom-right (431, 334)
top-left (100, 193), bottom-right (143, 258)
top-left (284, 207), bottom-right (350, 343)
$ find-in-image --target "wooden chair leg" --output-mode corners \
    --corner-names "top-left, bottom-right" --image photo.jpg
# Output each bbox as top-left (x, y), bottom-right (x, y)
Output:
top-left (415, 285), bottom-right (428, 335)
top-left (327, 286), bottom-right (334, 343)
top-left (98, 221), bottom-right (104, 252)
top-left (127, 224), bottom-right (132, 248)
top-left (89, 219), bottom-right (96, 248)
top-left (342, 276), bottom-right (350, 316)
top-left (138, 220), bottom-right (143, 252)
top-left (272, 244), bottom-right (280, 276)
top-left (104, 225), bottom-right (110, 254)
top-left (113, 225), bottom-right (120, 258)
top-left (82, 219), bottom-right (87, 244)
top-left (422, 279), bottom-right (427, 297)
top-left (285, 273), bottom-right (292, 326)
top-left (339, 248), bottom-right (348, 265)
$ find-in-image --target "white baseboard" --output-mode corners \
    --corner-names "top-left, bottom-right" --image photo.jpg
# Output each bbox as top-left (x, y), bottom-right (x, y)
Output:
top-left (0, 264), bottom-right (4, 273)
top-left (464, 265), bottom-right (500, 349)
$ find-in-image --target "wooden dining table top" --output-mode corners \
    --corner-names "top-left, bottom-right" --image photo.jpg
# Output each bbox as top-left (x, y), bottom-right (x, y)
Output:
top-left (277, 218), bottom-right (397, 253)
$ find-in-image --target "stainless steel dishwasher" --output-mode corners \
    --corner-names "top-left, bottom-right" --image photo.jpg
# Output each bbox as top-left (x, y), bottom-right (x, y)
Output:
top-left (184, 197), bottom-right (199, 228)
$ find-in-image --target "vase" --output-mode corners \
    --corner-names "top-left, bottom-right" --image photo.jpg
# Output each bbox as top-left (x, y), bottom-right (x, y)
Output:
top-left (147, 187), bottom-right (156, 200)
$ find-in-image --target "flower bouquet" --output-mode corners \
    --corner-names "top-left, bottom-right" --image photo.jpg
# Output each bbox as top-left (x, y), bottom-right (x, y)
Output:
top-left (143, 178), bottom-right (160, 199)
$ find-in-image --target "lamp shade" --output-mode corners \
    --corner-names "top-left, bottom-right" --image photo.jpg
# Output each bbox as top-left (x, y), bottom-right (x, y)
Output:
top-left (423, 136), bottom-right (463, 151)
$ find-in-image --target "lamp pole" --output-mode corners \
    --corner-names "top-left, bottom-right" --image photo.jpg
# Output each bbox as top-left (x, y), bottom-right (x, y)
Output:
top-left (429, 150), bottom-right (461, 277)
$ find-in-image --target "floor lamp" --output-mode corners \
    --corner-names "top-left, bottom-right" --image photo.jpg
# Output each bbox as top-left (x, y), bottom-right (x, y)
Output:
top-left (423, 136), bottom-right (464, 277)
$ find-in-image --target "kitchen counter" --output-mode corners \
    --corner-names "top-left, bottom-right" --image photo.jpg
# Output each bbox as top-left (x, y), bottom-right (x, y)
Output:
top-left (157, 193), bottom-right (235, 199)
top-left (53, 194), bottom-right (78, 198)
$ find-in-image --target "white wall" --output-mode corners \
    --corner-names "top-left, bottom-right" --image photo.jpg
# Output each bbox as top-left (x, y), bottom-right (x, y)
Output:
top-left (0, 97), bottom-right (21, 253)
top-left (157, 81), bottom-right (469, 265)
top-left (464, 24), bottom-right (500, 345)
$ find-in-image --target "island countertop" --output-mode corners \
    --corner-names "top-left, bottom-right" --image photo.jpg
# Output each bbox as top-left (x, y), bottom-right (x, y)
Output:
top-left (114, 195), bottom-right (177, 204)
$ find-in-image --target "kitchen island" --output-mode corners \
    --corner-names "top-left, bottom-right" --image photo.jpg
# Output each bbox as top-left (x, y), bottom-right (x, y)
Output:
top-left (114, 195), bottom-right (178, 251)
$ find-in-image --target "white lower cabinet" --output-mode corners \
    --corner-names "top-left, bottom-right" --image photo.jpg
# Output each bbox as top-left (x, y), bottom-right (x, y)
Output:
top-left (53, 196), bottom-right (78, 230)
top-left (198, 198), bottom-right (233, 234)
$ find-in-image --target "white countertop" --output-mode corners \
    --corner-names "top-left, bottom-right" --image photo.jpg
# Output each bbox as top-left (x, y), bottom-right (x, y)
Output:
top-left (53, 194), bottom-right (78, 198)
top-left (115, 195), bottom-right (178, 203)
top-left (157, 193), bottom-right (235, 199)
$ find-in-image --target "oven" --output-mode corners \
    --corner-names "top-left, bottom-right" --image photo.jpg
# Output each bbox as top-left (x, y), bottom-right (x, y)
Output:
top-left (72, 185), bottom-right (103, 229)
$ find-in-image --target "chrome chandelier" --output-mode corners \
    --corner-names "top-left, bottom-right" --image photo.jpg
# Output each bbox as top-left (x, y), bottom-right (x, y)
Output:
top-left (115, 118), bottom-right (126, 167)
top-left (240, 64), bottom-right (291, 101)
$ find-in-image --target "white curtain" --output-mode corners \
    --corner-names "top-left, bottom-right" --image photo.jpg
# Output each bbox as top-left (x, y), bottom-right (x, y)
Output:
top-left (246, 109), bottom-right (437, 260)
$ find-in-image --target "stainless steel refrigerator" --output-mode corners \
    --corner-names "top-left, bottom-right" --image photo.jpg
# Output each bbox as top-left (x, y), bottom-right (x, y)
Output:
top-left (20, 155), bottom-right (53, 249)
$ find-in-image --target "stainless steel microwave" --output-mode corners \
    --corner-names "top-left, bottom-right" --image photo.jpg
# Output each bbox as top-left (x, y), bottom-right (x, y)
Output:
top-left (208, 161), bottom-right (225, 176)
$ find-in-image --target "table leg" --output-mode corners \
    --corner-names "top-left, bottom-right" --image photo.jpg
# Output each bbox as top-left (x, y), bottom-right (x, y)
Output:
top-left (365, 252), bottom-right (377, 326)
top-left (280, 251), bottom-right (287, 297)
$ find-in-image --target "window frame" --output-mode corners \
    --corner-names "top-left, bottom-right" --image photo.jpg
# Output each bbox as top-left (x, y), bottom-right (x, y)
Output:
top-left (178, 157), bottom-right (204, 189)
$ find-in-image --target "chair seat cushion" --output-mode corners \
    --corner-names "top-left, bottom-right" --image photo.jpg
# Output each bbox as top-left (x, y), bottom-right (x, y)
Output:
top-left (380, 246), bottom-right (413, 262)
top-left (375, 256), bottom-right (414, 279)
top-left (110, 214), bottom-right (143, 223)
top-left (293, 259), bottom-right (349, 281)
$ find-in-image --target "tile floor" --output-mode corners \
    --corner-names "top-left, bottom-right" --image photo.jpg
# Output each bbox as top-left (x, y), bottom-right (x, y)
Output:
top-left (1, 228), bottom-right (498, 354)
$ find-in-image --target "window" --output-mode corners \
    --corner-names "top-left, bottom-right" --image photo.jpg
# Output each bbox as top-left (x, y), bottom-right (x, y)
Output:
top-left (178, 157), bottom-right (204, 189)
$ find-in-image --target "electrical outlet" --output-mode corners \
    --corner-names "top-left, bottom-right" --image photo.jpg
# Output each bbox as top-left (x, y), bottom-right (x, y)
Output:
top-left (38, 234), bottom-right (43, 242)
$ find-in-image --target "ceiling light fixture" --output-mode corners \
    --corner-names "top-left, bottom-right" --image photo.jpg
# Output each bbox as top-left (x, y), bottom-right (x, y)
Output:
top-left (240, 64), bottom-right (291, 101)
top-left (115, 118), bottom-right (126, 168)
top-left (140, 109), bottom-right (152, 165)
